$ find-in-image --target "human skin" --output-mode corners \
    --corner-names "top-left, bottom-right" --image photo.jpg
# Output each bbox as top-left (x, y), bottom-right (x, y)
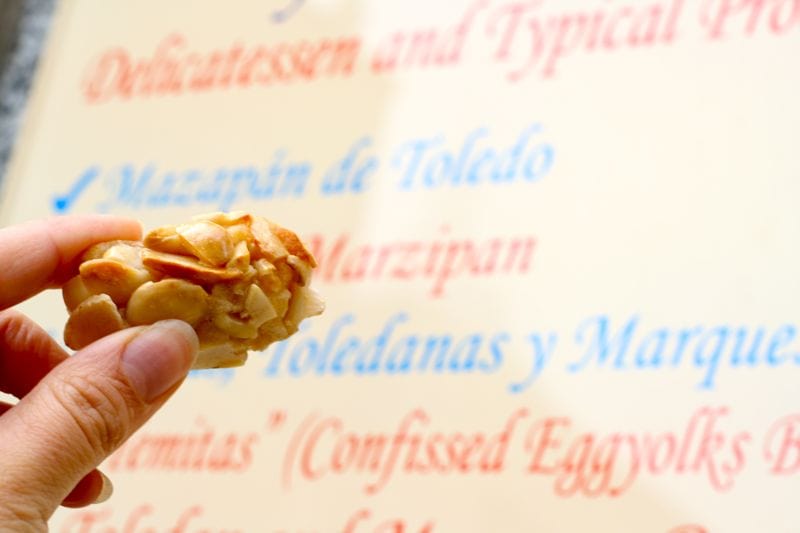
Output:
top-left (0, 215), bottom-right (198, 532)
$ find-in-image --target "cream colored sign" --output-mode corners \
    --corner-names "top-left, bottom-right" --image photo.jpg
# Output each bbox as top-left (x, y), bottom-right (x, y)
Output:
top-left (2, 0), bottom-right (800, 531)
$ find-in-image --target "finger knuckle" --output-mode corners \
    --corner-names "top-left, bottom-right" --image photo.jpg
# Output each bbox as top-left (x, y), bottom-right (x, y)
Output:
top-left (51, 374), bottom-right (134, 457)
top-left (0, 309), bottom-right (30, 346)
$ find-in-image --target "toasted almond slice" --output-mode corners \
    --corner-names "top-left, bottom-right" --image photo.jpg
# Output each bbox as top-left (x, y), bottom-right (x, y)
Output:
top-left (143, 225), bottom-right (188, 255)
top-left (195, 343), bottom-right (248, 369)
top-left (82, 240), bottom-right (136, 261)
top-left (285, 287), bottom-right (325, 330)
top-left (63, 275), bottom-right (92, 311)
top-left (250, 217), bottom-right (289, 262)
top-left (142, 250), bottom-right (242, 284)
top-left (226, 240), bottom-right (250, 271)
top-left (213, 313), bottom-right (258, 339)
top-left (258, 317), bottom-right (290, 343)
top-left (176, 220), bottom-right (234, 267)
top-left (267, 221), bottom-right (317, 267)
top-left (226, 223), bottom-right (252, 246)
top-left (79, 258), bottom-right (152, 306)
top-left (210, 283), bottom-right (242, 307)
top-left (253, 259), bottom-right (282, 293)
top-left (194, 319), bottom-right (229, 345)
top-left (64, 294), bottom-right (126, 350)
top-left (127, 279), bottom-right (209, 326)
top-left (192, 211), bottom-right (252, 227)
top-left (269, 289), bottom-right (291, 318)
top-left (287, 255), bottom-right (312, 286)
top-left (244, 284), bottom-right (278, 326)
top-left (241, 265), bottom-right (258, 284)
top-left (276, 260), bottom-right (295, 285)
top-left (103, 242), bottom-right (146, 268)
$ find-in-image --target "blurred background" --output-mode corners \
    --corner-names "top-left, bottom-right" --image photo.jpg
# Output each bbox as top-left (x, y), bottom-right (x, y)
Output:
top-left (1, 1), bottom-right (799, 531)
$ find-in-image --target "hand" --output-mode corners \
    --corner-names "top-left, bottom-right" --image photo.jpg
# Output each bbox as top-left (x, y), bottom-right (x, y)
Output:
top-left (0, 215), bottom-right (198, 530)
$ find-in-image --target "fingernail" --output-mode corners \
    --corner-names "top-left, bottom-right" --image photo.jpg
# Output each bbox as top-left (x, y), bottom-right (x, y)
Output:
top-left (121, 320), bottom-right (198, 402)
top-left (94, 472), bottom-right (113, 504)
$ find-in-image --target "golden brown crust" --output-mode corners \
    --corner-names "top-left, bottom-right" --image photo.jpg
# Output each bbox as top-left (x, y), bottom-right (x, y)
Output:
top-left (268, 221), bottom-right (317, 267)
top-left (141, 249), bottom-right (244, 284)
top-left (79, 258), bottom-right (152, 306)
top-left (64, 294), bottom-right (126, 349)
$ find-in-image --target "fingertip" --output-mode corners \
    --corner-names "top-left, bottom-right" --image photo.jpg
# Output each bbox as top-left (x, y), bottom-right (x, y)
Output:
top-left (160, 319), bottom-right (200, 351)
top-left (48, 214), bottom-right (142, 240)
top-left (120, 320), bottom-right (198, 403)
top-left (61, 470), bottom-right (105, 508)
top-left (94, 472), bottom-right (113, 504)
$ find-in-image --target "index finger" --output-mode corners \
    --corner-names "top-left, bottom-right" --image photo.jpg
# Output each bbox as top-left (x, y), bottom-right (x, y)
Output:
top-left (0, 215), bottom-right (141, 310)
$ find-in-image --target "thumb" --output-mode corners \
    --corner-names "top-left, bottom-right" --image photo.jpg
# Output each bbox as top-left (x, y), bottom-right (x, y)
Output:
top-left (0, 320), bottom-right (197, 526)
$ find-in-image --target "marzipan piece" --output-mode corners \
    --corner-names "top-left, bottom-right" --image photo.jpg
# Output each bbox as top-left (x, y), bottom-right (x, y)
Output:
top-left (62, 212), bottom-right (324, 369)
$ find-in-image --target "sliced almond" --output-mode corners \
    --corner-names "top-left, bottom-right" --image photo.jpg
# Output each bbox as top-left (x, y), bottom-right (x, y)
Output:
top-left (250, 217), bottom-right (289, 262)
top-left (226, 223), bottom-right (252, 247)
top-left (285, 287), bottom-right (325, 330)
top-left (126, 279), bottom-right (209, 326)
top-left (226, 240), bottom-right (250, 271)
top-left (258, 318), bottom-right (290, 344)
top-left (195, 343), bottom-right (248, 369)
top-left (213, 313), bottom-right (258, 339)
top-left (287, 255), bottom-right (312, 286)
top-left (211, 283), bottom-right (239, 313)
top-left (80, 258), bottom-right (151, 306)
top-left (81, 240), bottom-right (135, 261)
top-left (193, 211), bottom-right (252, 227)
top-left (195, 319), bottom-right (230, 345)
top-left (144, 225), bottom-right (188, 255)
top-left (142, 250), bottom-right (242, 284)
top-left (63, 275), bottom-right (93, 311)
top-left (269, 289), bottom-right (291, 318)
top-left (253, 259), bottom-right (282, 293)
top-left (244, 284), bottom-right (277, 327)
top-left (64, 294), bottom-right (126, 350)
top-left (103, 242), bottom-right (146, 269)
top-left (268, 221), bottom-right (317, 267)
top-left (176, 220), bottom-right (234, 267)
top-left (275, 260), bottom-right (295, 286)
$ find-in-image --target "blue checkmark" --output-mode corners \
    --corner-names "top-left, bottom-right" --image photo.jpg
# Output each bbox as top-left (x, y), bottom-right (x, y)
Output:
top-left (52, 166), bottom-right (100, 213)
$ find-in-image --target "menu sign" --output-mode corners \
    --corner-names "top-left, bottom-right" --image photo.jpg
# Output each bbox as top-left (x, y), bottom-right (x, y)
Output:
top-left (2, 0), bottom-right (799, 531)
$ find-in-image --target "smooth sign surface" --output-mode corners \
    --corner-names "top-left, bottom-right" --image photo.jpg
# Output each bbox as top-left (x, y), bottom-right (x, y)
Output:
top-left (1, 0), bottom-right (799, 531)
